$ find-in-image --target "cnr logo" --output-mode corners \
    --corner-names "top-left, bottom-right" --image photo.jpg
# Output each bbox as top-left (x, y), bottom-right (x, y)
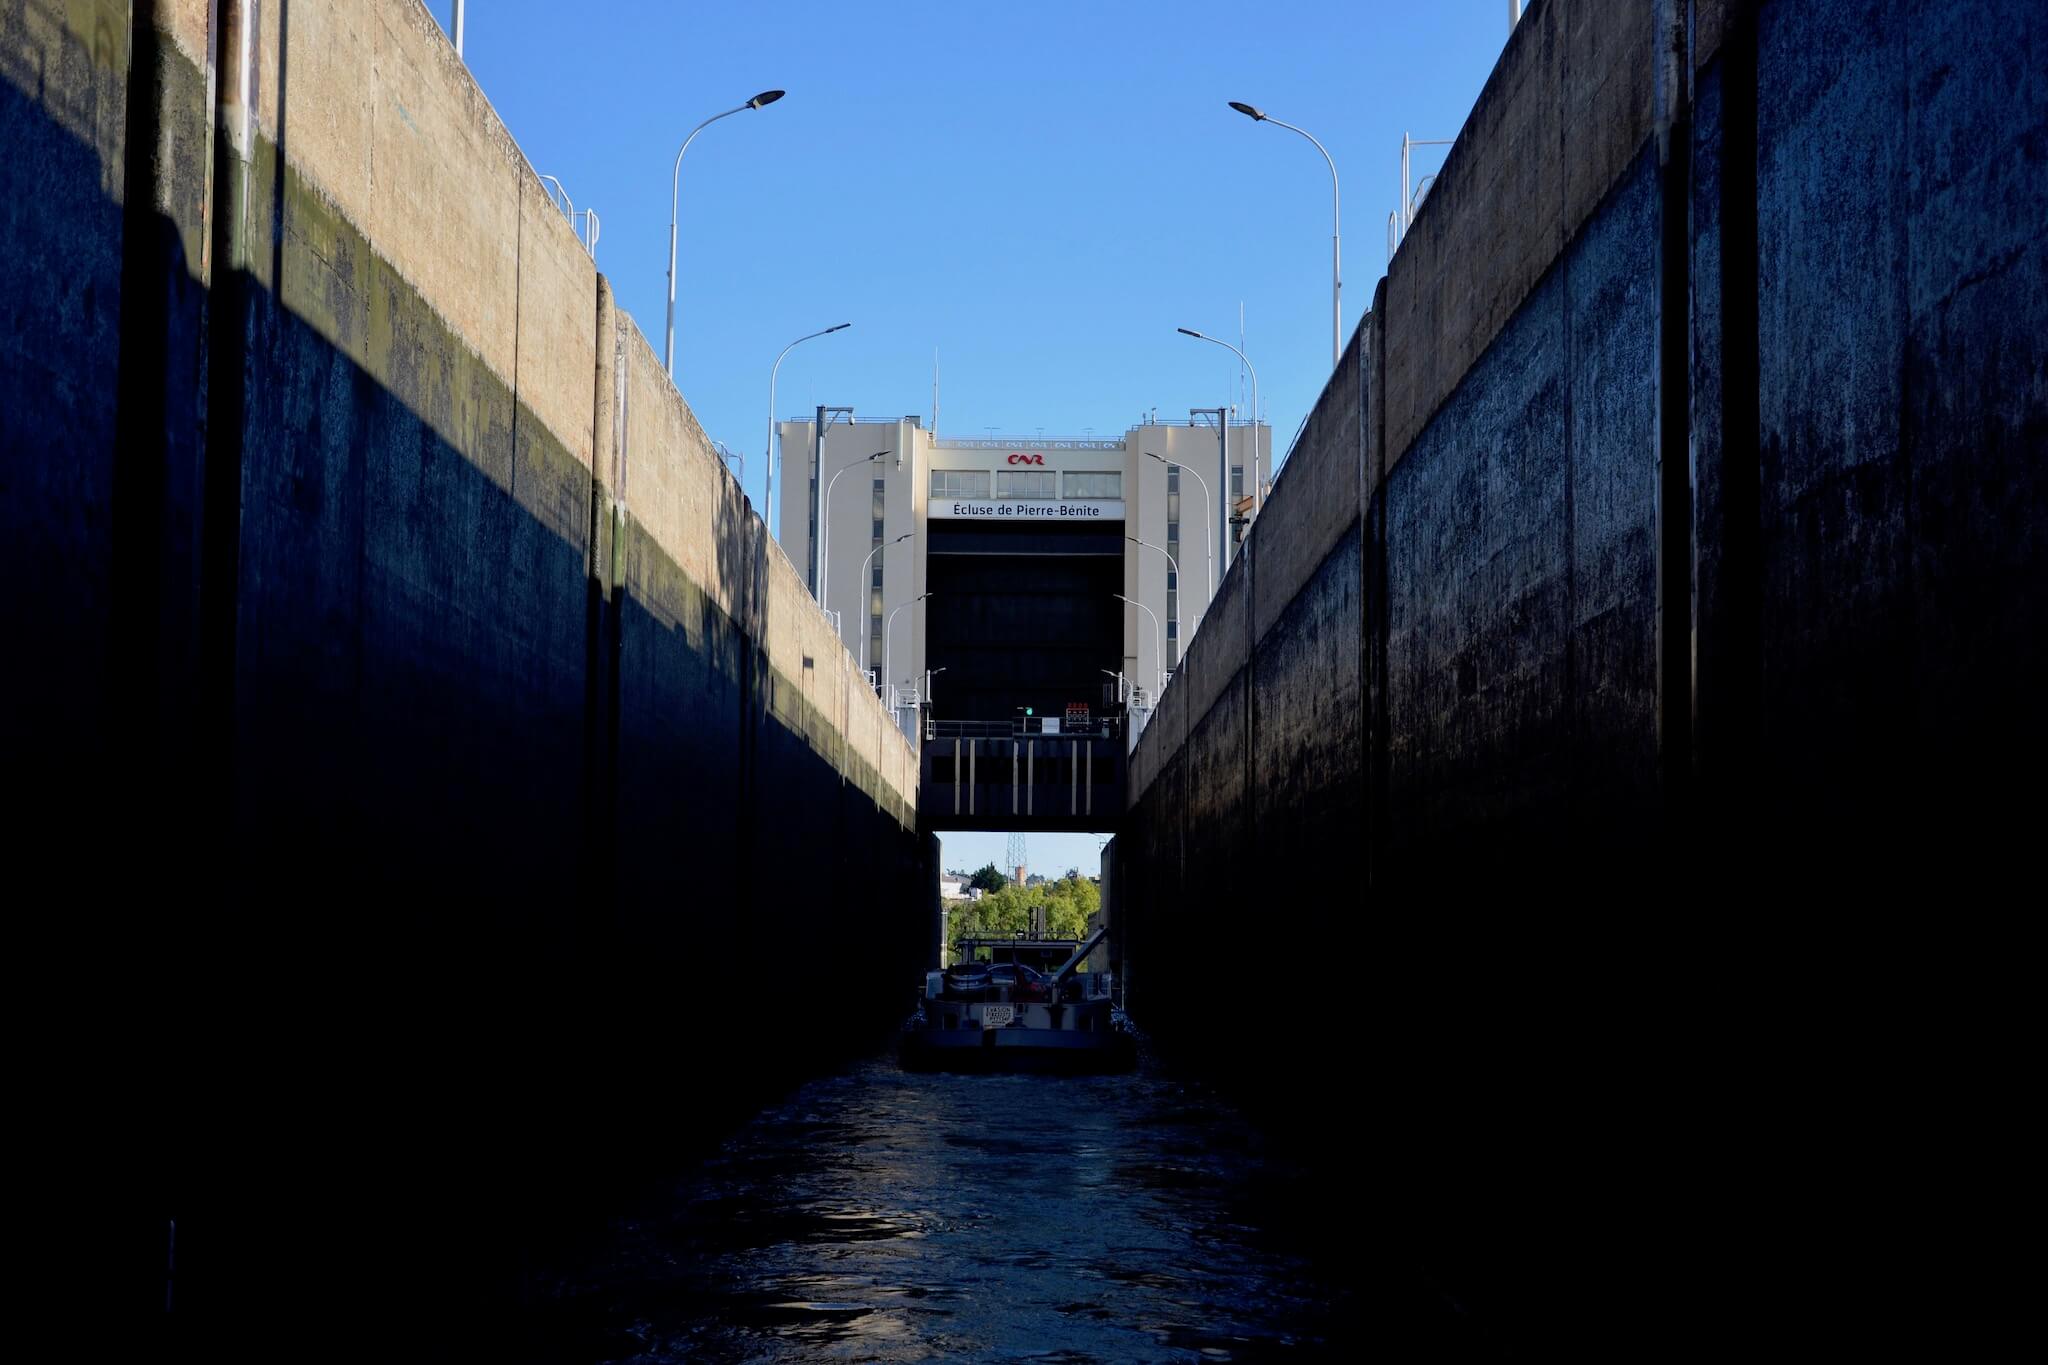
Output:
top-left (1006, 452), bottom-right (1046, 465)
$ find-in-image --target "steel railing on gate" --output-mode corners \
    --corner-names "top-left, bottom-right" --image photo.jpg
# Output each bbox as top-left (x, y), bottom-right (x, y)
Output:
top-left (924, 716), bottom-right (1120, 742)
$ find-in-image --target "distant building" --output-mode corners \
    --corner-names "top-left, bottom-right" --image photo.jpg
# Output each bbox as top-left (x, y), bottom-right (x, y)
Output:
top-left (775, 415), bottom-right (1271, 720)
top-left (939, 874), bottom-right (968, 900)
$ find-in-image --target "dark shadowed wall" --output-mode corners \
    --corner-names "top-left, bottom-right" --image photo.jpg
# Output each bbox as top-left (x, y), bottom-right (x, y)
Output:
top-left (3, 1), bottom-right (930, 1348)
top-left (1116, 0), bottom-right (2045, 1349)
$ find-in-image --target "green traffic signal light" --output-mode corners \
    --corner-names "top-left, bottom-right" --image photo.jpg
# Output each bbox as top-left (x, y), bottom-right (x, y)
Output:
top-left (1025, 706), bottom-right (1034, 716)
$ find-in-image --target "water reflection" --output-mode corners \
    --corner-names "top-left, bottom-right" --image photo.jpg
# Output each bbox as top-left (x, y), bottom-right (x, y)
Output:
top-left (531, 1052), bottom-right (1366, 1362)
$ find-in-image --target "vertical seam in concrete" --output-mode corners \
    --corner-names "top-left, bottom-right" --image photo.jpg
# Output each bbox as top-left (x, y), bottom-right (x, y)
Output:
top-left (1893, 0), bottom-right (1917, 719)
top-left (201, 0), bottom-right (256, 825)
top-left (1560, 25), bottom-right (1580, 792)
top-left (1716, 5), bottom-right (1761, 832)
top-left (508, 174), bottom-right (523, 503)
top-left (271, 0), bottom-right (288, 298)
top-left (112, 2), bottom-right (170, 781)
top-left (1657, 0), bottom-right (1695, 828)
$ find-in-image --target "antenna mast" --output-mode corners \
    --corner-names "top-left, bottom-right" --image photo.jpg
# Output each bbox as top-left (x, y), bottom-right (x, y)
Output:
top-left (1006, 832), bottom-right (1028, 886)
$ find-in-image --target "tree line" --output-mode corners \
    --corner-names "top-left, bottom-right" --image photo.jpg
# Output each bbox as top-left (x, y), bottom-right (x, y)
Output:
top-left (946, 866), bottom-right (1100, 958)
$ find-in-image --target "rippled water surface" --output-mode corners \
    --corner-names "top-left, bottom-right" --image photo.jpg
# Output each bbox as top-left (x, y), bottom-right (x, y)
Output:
top-left (535, 1051), bottom-right (1365, 1362)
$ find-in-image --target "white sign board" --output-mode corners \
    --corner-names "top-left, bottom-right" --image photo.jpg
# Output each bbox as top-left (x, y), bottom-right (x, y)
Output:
top-left (930, 500), bottom-right (1125, 522)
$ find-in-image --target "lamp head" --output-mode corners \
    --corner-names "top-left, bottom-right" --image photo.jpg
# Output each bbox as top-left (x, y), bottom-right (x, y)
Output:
top-left (1177, 327), bottom-right (1204, 339)
top-left (749, 90), bottom-right (786, 109)
top-left (825, 322), bottom-right (851, 333)
top-left (1228, 101), bottom-right (1265, 122)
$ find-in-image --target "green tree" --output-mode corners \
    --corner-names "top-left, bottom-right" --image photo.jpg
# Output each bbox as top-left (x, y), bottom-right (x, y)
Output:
top-left (968, 862), bottom-right (1007, 895)
top-left (946, 874), bottom-right (1104, 958)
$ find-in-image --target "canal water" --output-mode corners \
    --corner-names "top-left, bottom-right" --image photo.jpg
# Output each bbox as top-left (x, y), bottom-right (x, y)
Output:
top-left (527, 1047), bottom-right (1390, 1363)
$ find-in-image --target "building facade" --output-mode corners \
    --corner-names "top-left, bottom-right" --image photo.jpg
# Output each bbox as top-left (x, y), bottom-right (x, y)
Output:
top-left (774, 414), bottom-right (1270, 727)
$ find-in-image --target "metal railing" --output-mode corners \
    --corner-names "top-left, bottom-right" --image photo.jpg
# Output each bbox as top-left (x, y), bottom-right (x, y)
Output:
top-left (932, 437), bottom-right (1128, 450)
top-left (784, 414), bottom-right (921, 426)
top-left (925, 716), bottom-right (1120, 741)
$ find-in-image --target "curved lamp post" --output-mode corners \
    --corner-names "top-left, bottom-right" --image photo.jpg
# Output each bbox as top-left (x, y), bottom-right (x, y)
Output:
top-left (846, 531), bottom-right (913, 652)
top-left (818, 450), bottom-right (888, 613)
top-left (884, 591), bottom-right (932, 703)
top-left (1114, 592), bottom-right (1165, 700)
top-left (1229, 101), bottom-right (1341, 369)
top-left (665, 89), bottom-right (784, 380)
top-left (765, 322), bottom-right (849, 539)
top-left (1177, 327), bottom-right (1263, 513)
top-left (1128, 531), bottom-right (1195, 646)
top-left (1144, 451), bottom-right (1212, 603)
top-left (1125, 536), bottom-right (1186, 647)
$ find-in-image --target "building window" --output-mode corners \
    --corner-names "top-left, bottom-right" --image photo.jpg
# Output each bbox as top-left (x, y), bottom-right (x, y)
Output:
top-left (996, 469), bottom-right (1056, 499)
top-left (930, 469), bottom-right (989, 500)
top-left (1061, 470), bottom-right (1122, 500)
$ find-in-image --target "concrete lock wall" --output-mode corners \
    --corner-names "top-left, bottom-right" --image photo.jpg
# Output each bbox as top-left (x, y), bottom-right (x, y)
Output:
top-left (2, 0), bottom-right (927, 1338)
top-left (1118, 0), bottom-right (2045, 1346)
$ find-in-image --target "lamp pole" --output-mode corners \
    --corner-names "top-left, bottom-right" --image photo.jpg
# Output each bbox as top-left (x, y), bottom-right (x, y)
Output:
top-left (1177, 328), bottom-right (1263, 510)
top-left (1114, 593), bottom-right (1165, 700)
top-left (765, 323), bottom-right (848, 539)
top-left (884, 592), bottom-right (932, 705)
top-left (665, 89), bottom-right (785, 381)
top-left (1229, 101), bottom-right (1341, 368)
top-left (1125, 536), bottom-right (1186, 640)
top-left (818, 451), bottom-right (887, 612)
top-left (1130, 532), bottom-right (1196, 642)
top-left (846, 531), bottom-right (913, 652)
top-left (1145, 451), bottom-right (1212, 603)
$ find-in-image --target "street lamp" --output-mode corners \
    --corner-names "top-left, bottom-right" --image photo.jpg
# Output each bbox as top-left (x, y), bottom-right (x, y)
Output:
top-left (1114, 592), bottom-right (1165, 699)
top-left (926, 666), bottom-right (948, 707)
top-left (845, 531), bottom-right (913, 652)
top-left (766, 323), bottom-right (849, 539)
top-left (1177, 328), bottom-right (1263, 512)
top-left (884, 592), bottom-right (932, 706)
top-left (1229, 101), bottom-right (1341, 369)
top-left (1128, 533), bottom-right (1195, 645)
top-left (1144, 452), bottom-right (1212, 602)
top-left (665, 89), bottom-right (785, 380)
top-left (818, 451), bottom-right (888, 613)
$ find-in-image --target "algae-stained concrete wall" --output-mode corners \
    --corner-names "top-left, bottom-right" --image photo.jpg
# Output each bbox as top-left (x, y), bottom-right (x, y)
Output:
top-left (1117, 0), bottom-right (2046, 1346)
top-left (2, 0), bottom-right (134, 847)
top-left (1691, 0), bottom-right (2048, 869)
top-left (1, 0), bottom-right (921, 1339)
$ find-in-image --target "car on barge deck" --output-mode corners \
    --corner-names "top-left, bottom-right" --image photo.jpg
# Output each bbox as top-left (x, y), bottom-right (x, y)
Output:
top-left (903, 927), bottom-right (1135, 1073)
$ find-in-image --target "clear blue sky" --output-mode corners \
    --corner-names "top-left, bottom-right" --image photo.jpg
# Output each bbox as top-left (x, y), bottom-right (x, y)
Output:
top-left (448, 1), bottom-right (1516, 880)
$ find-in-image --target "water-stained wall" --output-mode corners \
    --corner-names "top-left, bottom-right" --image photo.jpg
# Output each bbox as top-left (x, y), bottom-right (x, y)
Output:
top-left (1118, 0), bottom-right (2045, 1348)
top-left (2, 0), bottom-right (928, 1344)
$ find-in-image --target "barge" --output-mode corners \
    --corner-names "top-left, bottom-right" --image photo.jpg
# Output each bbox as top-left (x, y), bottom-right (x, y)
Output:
top-left (902, 927), bottom-right (1135, 1073)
